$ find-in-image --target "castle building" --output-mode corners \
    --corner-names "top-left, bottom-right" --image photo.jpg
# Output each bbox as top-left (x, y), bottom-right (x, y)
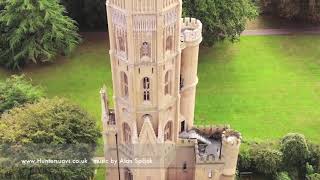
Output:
top-left (100, 0), bottom-right (241, 180)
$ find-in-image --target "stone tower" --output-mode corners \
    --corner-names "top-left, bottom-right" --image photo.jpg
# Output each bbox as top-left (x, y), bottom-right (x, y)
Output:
top-left (101, 0), bottom-right (240, 180)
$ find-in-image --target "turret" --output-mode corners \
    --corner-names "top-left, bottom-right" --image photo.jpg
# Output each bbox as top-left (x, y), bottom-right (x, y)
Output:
top-left (180, 17), bottom-right (203, 129)
top-left (221, 130), bottom-right (242, 177)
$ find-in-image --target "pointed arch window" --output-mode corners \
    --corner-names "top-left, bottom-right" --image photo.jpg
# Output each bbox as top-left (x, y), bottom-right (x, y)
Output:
top-left (124, 167), bottom-right (133, 180)
top-left (143, 77), bottom-right (151, 101)
top-left (121, 72), bottom-right (129, 98)
top-left (123, 123), bottom-right (132, 144)
top-left (165, 70), bottom-right (172, 95)
top-left (164, 121), bottom-right (173, 141)
top-left (141, 42), bottom-right (151, 58)
top-left (118, 36), bottom-right (125, 52)
top-left (166, 36), bottom-right (173, 51)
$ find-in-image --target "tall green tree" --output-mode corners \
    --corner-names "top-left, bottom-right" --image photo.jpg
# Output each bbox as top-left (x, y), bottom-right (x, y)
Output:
top-left (183, 0), bottom-right (258, 46)
top-left (259, 0), bottom-right (320, 23)
top-left (0, 0), bottom-right (81, 69)
top-left (0, 98), bottom-right (101, 179)
top-left (61, 0), bottom-right (107, 30)
top-left (0, 75), bottom-right (43, 114)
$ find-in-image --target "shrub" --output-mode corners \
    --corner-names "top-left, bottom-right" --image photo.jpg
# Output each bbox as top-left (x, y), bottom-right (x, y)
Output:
top-left (0, 75), bottom-right (44, 114)
top-left (307, 173), bottom-right (320, 180)
top-left (0, 0), bottom-right (81, 69)
top-left (307, 162), bottom-right (316, 175)
top-left (238, 148), bottom-right (252, 171)
top-left (250, 147), bottom-right (283, 175)
top-left (276, 172), bottom-right (292, 180)
top-left (309, 143), bottom-right (320, 172)
top-left (280, 133), bottom-right (310, 179)
top-left (0, 98), bottom-right (101, 179)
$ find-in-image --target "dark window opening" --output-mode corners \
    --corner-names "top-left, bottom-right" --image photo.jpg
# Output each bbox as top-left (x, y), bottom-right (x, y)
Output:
top-left (180, 121), bottom-right (186, 132)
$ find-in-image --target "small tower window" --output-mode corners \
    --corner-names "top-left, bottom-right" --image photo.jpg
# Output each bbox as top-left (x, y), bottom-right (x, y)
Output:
top-left (164, 121), bottom-right (173, 141)
top-left (141, 42), bottom-right (151, 58)
top-left (180, 74), bottom-right (184, 90)
top-left (166, 36), bottom-right (173, 51)
top-left (180, 121), bottom-right (186, 132)
top-left (123, 123), bottom-right (132, 144)
top-left (183, 162), bottom-right (187, 171)
top-left (143, 77), bottom-right (151, 101)
top-left (121, 72), bottom-right (129, 98)
top-left (165, 70), bottom-right (172, 95)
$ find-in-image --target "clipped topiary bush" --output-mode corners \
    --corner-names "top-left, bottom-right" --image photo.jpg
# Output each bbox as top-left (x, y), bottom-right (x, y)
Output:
top-left (280, 133), bottom-right (310, 179)
top-left (250, 147), bottom-right (283, 175)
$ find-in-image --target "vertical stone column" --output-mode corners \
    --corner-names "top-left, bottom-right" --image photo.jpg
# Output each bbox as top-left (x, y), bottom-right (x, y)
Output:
top-left (221, 132), bottom-right (241, 177)
top-left (180, 43), bottom-right (200, 129)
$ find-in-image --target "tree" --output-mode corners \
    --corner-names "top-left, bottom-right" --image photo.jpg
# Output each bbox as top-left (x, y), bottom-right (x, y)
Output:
top-left (250, 147), bottom-right (283, 175)
top-left (0, 98), bottom-right (101, 179)
top-left (0, 0), bottom-right (81, 69)
top-left (60, 0), bottom-right (107, 30)
top-left (278, 0), bottom-right (302, 19)
top-left (182, 0), bottom-right (258, 46)
top-left (280, 133), bottom-right (310, 179)
top-left (259, 0), bottom-right (320, 23)
top-left (0, 75), bottom-right (44, 114)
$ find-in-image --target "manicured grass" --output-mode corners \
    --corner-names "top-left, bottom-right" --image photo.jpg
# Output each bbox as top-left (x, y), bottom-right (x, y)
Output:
top-left (1, 33), bottom-right (320, 147)
top-left (196, 35), bottom-right (320, 143)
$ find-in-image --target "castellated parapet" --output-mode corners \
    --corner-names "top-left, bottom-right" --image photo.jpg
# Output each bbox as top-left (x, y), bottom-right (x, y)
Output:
top-left (180, 17), bottom-right (203, 46)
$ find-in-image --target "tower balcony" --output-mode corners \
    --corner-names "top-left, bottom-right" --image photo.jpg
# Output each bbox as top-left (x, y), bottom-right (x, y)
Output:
top-left (180, 17), bottom-right (203, 49)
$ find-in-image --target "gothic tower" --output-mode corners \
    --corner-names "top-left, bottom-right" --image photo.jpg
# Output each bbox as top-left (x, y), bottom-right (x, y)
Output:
top-left (102, 0), bottom-right (205, 180)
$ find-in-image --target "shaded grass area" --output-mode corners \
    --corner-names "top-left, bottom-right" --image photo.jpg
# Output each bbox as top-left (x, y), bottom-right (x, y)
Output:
top-left (0, 34), bottom-right (320, 179)
top-left (196, 35), bottom-right (320, 143)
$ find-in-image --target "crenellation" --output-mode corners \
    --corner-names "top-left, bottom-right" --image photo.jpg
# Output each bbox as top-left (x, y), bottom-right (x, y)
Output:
top-left (180, 17), bottom-right (203, 44)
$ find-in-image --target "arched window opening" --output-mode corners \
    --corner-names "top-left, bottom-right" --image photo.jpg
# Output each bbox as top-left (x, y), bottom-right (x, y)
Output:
top-left (140, 42), bottom-right (151, 58)
top-left (123, 123), bottom-right (132, 144)
top-left (143, 77), bottom-right (151, 101)
top-left (165, 70), bottom-right (172, 95)
top-left (121, 72), bottom-right (129, 98)
top-left (164, 121), bottom-right (173, 141)
top-left (124, 167), bottom-right (133, 180)
top-left (183, 162), bottom-right (187, 171)
top-left (118, 36), bottom-right (125, 52)
top-left (166, 36), bottom-right (173, 51)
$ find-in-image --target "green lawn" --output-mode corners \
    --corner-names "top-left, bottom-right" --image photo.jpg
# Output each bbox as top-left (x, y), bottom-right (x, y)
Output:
top-left (1, 34), bottom-right (320, 144)
top-left (196, 35), bottom-right (320, 143)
